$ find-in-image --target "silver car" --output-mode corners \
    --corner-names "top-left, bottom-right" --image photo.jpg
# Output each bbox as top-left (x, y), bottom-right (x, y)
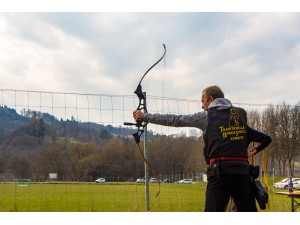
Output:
top-left (136, 178), bottom-right (145, 183)
top-left (294, 179), bottom-right (300, 190)
top-left (95, 178), bottom-right (105, 183)
top-left (178, 179), bottom-right (193, 184)
top-left (274, 178), bottom-right (300, 189)
top-left (150, 178), bottom-right (157, 183)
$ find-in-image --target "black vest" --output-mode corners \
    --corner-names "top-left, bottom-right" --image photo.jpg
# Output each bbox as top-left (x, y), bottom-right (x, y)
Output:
top-left (204, 107), bottom-right (249, 174)
top-left (204, 106), bottom-right (248, 158)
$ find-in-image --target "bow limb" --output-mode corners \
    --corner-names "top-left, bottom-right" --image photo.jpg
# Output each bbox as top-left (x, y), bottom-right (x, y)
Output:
top-left (134, 43), bottom-right (166, 112)
top-left (136, 143), bottom-right (160, 197)
top-left (137, 44), bottom-right (166, 86)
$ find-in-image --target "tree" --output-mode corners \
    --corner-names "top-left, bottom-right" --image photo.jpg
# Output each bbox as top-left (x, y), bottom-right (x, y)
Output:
top-left (38, 143), bottom-right (67, 180)
top-left (10, 156), bottom-right (31, 178)
top-left (67, 143), bottom-right (98, 181)
top-left (262, 105), bottom-right (278, 172)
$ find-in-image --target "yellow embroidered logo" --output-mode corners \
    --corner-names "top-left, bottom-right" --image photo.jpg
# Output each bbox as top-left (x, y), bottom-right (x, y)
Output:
top-left (218, 108), bottom-right (246, 141)
top-left (229, 108), bottom-right (239, 127)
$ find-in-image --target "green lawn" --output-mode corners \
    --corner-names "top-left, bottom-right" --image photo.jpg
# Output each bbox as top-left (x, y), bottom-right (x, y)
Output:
top-left (0, 181), bottom-right (293, 212)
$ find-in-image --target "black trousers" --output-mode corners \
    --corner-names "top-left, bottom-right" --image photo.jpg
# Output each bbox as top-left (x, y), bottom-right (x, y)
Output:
top-left (204, 174), bottom-right (257, 212)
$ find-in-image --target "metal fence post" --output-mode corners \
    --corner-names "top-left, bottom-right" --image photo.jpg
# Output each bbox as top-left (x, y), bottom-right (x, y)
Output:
top-left (143, 92), bottom-right (150, 212)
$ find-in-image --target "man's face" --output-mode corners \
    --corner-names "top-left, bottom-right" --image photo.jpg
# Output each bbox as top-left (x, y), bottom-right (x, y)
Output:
top-left (201, 91), bottom-right (213, 110)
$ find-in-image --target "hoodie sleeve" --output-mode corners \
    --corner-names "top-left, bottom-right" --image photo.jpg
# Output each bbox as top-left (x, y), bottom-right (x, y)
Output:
top-left (246, 126), bottom-right (272, 152)
top-left (143, 111), bottom-right (208, 132)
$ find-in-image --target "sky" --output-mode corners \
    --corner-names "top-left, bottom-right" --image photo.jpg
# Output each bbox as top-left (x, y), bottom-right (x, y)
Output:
top-left (1, 1), bottom-right (300, 109)
top-left (1, 10), bottom-right (300, 108)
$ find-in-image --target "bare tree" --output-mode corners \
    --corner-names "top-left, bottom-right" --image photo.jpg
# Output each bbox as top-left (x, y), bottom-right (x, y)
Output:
top-left (289, 104), bottom-right (300, 175)
top-left (261, 105), bottom-right (278, 172)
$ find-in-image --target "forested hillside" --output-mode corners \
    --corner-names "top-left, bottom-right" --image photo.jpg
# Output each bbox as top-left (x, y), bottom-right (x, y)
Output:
top-left (0, 102), bottom-right (300, 182)
top-left (0, 105), bottom-right (205, 181)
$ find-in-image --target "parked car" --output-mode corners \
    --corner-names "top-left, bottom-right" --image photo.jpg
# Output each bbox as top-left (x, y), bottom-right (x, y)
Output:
top-left (274, 177), bottom-right (300, 189)
top-left (164, 179), bottom-right (173, 183)
top-left (150, 178), bottom-right (157, 183)
top-left (292, 178), bottom-right (300, 186)
top-left (294, 179), bottom-right (300, 190)
top-left (95, 178), bottom-right (105, 183)
top-left (136, 178), bottom-right (145, 183)
top-left (274, 178), bottom-right (288, 189)
top-left (178, 179), bottom-right (193, 184)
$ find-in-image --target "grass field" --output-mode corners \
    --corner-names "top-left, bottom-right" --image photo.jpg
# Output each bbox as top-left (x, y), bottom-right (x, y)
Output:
top-left (0, 180), bottom-right (294, 212)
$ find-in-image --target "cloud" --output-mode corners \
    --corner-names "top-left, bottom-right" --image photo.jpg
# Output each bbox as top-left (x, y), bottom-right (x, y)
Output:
top-left (0, 12), bottom-right (299, 107)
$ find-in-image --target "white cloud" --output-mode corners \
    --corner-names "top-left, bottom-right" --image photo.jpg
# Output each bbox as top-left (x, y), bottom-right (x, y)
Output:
top-left (0, 12), bottom-right (299, 107)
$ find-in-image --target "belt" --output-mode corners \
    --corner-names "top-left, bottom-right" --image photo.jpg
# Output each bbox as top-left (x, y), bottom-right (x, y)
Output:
top-left (210, 156), bottom-right (248, 163)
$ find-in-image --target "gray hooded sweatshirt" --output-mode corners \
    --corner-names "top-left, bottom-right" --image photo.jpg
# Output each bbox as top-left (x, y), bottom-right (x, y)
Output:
top-left (143, 98), bottom-right (232, 135)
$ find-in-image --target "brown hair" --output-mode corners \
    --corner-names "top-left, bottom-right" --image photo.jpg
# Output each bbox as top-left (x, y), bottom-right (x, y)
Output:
top-left (202, 85), bottom-right (224, 100)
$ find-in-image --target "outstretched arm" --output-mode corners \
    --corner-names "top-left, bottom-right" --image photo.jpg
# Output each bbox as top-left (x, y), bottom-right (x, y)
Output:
top-left (133, 110), bottom-right (208, 131)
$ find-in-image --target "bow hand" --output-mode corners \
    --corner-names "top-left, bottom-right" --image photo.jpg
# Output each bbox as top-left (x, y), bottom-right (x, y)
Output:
top-left (133, 110), bottom-right (144, 123)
